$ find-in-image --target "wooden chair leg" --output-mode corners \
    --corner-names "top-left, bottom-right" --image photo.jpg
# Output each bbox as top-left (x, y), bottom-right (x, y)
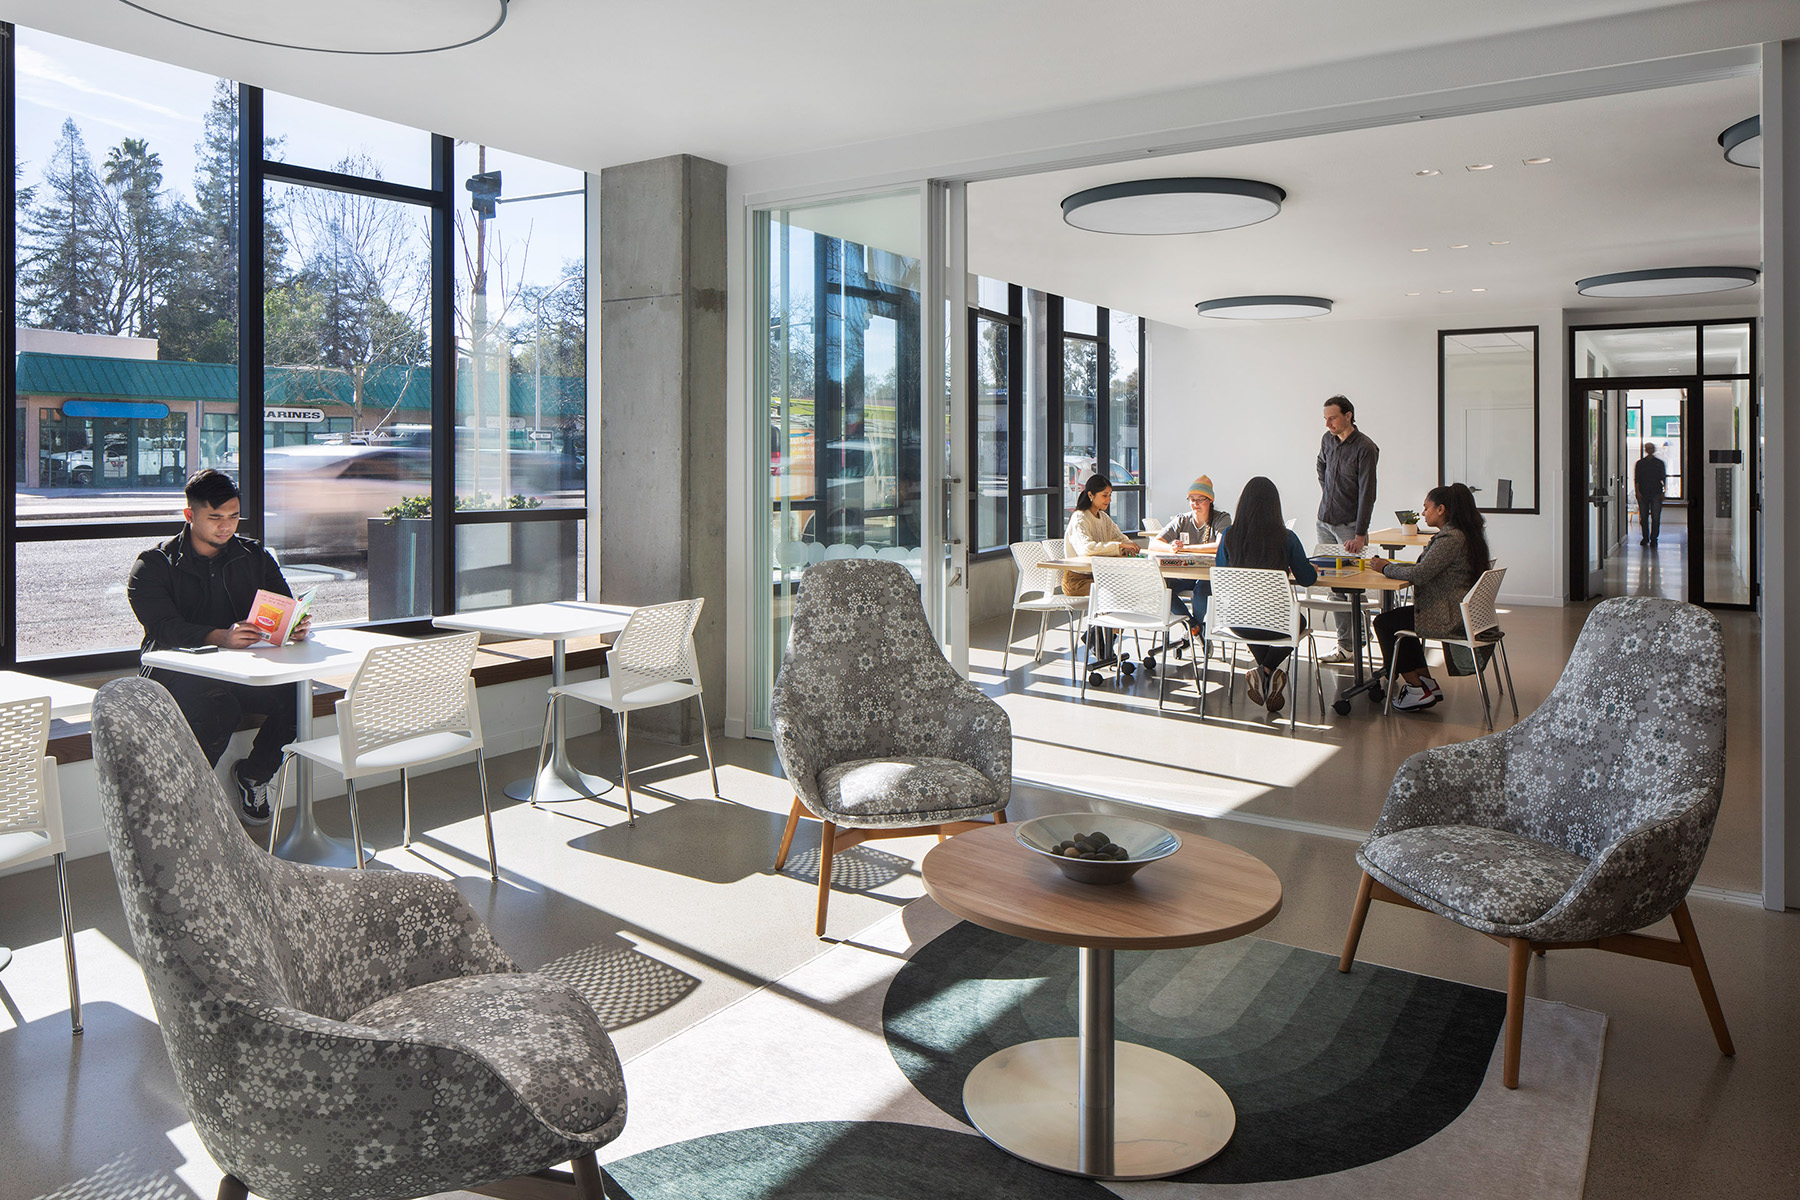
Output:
top-left (1339, 871), bottom-right (1375, 972)
top-left (572, 1151), bottom-right (606, 1200)
top-left (216, 1176), bottom-right (249, 1200)
top-left (1670, 900), bottom-right (1735, 1056)
top-left (815, 820), bottom-right (838, 938)
top-left (1503, 937), bottom-right (1530, 1088)
top-left (993, 807), bottom-right (1007, 824)
top-left (773, 797), bottom-right (803, 870)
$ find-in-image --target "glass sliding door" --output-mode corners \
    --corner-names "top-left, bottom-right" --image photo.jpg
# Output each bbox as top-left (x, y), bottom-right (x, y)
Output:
top-left (751, 190), bottom-right (923, 735)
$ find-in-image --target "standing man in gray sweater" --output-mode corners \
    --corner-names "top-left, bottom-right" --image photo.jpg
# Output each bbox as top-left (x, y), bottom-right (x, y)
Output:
top-left (1316, 395), bottom-right (1380, 663)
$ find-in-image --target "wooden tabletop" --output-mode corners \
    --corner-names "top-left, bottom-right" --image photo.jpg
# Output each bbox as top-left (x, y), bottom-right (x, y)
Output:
top-left (921, 822), bottom-right (1282, 951)
top-left (1366, 526), bottom-right (1437, 547)
top-left (1311, 566), bottom-right (1414, 591)
top-left (1043, 555), bottom-right (1212, 581)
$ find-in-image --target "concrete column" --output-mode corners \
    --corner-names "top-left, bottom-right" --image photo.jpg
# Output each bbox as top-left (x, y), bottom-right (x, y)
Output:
top-left (599, 154), bottom-right (727, 743)
top-left (1763, 42), bottom-right (1799, 909)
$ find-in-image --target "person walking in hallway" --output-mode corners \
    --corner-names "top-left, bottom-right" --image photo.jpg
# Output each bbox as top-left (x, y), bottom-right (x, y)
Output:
top-left (1316, 394), bottom-right (1379, 665)
top-left (1635, 441), bottom-right (1668, 546)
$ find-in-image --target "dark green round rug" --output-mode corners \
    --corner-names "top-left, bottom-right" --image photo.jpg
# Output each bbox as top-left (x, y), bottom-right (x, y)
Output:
top-left (603, 1119), bottom-right (1109, 1198)
top-left (882, 921), bottom-right (1506, 1183)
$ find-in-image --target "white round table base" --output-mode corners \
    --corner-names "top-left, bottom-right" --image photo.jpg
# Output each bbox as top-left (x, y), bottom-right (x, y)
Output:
top-left (0, 947), bottom-right (11, 971)
top-left (273, 820), bottom-right (371, 870)
top-left (504, 761), bottom-right (615, 804)
top-left (962, 1037), bottom-right (1235, 1180)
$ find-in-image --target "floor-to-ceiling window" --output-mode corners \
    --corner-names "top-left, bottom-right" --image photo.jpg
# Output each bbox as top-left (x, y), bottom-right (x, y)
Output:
top-left (2, 22), bottom-right (590, 669)
top-left (752, 190), bottom-right (923, 735)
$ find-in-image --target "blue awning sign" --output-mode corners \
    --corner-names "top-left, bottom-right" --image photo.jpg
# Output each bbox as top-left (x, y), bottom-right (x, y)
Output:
top-left (62, 400), bottom-right (171, 420)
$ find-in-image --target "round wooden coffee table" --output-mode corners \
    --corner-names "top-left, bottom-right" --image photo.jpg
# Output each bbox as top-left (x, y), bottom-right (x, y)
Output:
top-left (920, 820), bottom-right (1282, 1180)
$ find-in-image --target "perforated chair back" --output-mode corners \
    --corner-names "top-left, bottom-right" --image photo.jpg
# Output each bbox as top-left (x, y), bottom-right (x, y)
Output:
top-left (1461, 567), bottom-right (1507, 641)
top-left (1207, 567), bottom-right (1300, 640)
top-left (1044, 538), bottom-right (1068, 559)
top-left (1010, 540), bottom-right (1060, 605)
top-left (0, 695), bottom-right (54, 842)
top-left (608, 597), bottom-right (705, 706)
top-left (1087, 557), bottom-right (1175, 627)
top-left (339, 632), bottom-right (481, 764)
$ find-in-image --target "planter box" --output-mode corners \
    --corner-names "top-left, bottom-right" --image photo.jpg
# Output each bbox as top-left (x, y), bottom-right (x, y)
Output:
top-left (367, 517), bottom-right (580, 617)
top-left (367, 518), bottom-right (434, 620)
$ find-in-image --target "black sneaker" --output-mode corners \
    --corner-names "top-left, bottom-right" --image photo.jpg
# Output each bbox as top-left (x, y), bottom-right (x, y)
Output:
top-left (234, 761), bottom-right (272, 825)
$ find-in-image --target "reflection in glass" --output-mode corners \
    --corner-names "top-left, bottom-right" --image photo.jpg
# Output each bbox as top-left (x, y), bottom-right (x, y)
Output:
top-left (1023, 492), bottom-right (1051, 543)
top-left (974, 318), bottom-right (1010, 552)
top-left (1702, 323), bottom-right (1752, 376)
top-left (1062, 338), bottom-right (1099, 513)
top-left (457, 519), bottom-right (586, 611)
top-left (264, 91), bottom-right (433, 189)
top-left (1108, 311), bottom-right (1142, 487)
top-left (1441, 328), bottom-right (1537, 510)
top-left (1574, 325), bottom-right (1696, 378)
top-left (976, 275), bottom-right (1010, 313)
top-left (1022, 290), bottom-right (1049, 490)
top-left (1064, 299), bottom-right (1098, 336)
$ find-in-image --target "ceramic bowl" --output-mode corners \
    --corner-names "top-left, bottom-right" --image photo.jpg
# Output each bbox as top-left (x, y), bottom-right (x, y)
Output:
top-left (1015, 812), bottom-right (1181, 885)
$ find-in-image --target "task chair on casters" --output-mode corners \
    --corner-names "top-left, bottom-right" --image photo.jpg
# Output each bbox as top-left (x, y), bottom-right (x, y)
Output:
top-left (1342, 596), bottom-right (1733, 1089)
top-left (1004, 540), bottom-right (1087, 677)
top-left (1382, 566), bottom-right (1518, 730)
top-left (530, 596), bottom-right (719, 824)
top-left (91, 678), bottom-right (624, 1200)
top-left (772, 559), bottom-right (1010, 938)
top-left (0, 695), bottom-right (81, 1034)
top-left (270, 631), bottom-right (498, 880)
top-left (1204, 566), bottom-right (1325, 729)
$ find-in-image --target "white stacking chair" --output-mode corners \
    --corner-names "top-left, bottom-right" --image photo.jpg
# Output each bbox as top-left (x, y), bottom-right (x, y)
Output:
top-left (1384, 566), bottom-right (1519, 729)
top-left (1205, 566), bottom-right (1325, 728)
top-left (1080, 558), bottom-right (1188, 709)
top-left (1004, 540), bottom-right (1088, 675)
top-left (271, 632), bottom-right (496, 879)
top-left (0, 696), bottom-right (80, 1034)
top-left (533, 597), bottom-right (718, 824)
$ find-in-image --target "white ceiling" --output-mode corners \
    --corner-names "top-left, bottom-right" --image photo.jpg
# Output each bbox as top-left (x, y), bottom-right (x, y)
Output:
top-left (0, 0), bottom-right (1715, 171)
top-left (967, 74), bottom-right (1762, 327)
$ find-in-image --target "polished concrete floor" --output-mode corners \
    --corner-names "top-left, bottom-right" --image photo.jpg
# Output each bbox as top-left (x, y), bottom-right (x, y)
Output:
top-left (0, 605), bottom-right (1790, 1200)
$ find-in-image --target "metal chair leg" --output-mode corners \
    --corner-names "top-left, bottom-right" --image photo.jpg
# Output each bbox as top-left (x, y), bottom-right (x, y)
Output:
top-left (475, 749), bottom-right (498, 881)
top-left (1473, 653), bottom-right (1496, 731)
top-left (268, 751), bottom-right (297, 855)
top-left (613, 711), bottom-right (636, 824)
top-left (346, 780), bottom-right (367, 869)
top-left (55, 852), bottom-right (81, 1034)
top-left (528, 696), bottom-right (556, 807)
top-left (401, 768), bottom-right (413, 848)
top-left (1033, 611), bottom-right (1050, 662)
top-left (696, 693), bottom-right (721, 797)
top-left (1499, 640), bottom-right (1520, 720)
top-left (1002, 607), bottom-right (1019, 674)
top-left (1156, 630), bottom-right (1168, 711)
top-left (1383, 632), bottom-right (1406, 715)
top-left (1078, 622), bottom-right (1092, 701)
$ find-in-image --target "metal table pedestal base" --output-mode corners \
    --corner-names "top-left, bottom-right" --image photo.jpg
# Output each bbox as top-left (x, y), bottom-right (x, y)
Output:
top-left (962, 1037), bottom-right (1234, 1180)
top-left (271, 678), bottom-right (369, 869)
top-left (503, 637), bottom-right (614, 803)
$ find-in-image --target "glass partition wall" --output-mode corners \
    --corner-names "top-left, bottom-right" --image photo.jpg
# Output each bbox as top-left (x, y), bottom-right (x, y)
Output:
top-left (3, 23), bottom-right (589, 670)
top-left (751, 190), bottom-right (925, 736)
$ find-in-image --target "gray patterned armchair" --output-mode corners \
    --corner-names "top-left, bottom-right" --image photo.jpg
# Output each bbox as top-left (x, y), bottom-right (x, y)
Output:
top-left (1339, 596), bottom-right (1734, 1088)
top-left (772, 559), bottom-right (1011, 937)
top-left (89, 678), bottom-right (625, 1200)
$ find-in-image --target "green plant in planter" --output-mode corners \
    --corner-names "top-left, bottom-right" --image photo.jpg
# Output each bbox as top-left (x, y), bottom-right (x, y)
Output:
top-left (383, 492), bottom-right (545, 521)
top-left (1396, 509), bottom-right (1421, 527)
top-left (383, 495), bottom-right (432, 521)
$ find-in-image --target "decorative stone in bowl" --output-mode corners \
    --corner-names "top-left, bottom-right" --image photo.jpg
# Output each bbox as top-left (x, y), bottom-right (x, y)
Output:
top-left (1015, 812), bottom-right (1181, 885)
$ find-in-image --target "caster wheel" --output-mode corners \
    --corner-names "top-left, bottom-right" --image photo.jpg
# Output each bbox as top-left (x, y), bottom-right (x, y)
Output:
top-left (1368, 687), bottom-right (1385, 706)
top-left (1088, 672), bottom-right (1106, 688)
top-left (1333, 699), bottom-right (1352, 716)
top-left (1143, 655), bottom-right (1157, 675)
top-left (1120, 661), bottom-right (1136, 678)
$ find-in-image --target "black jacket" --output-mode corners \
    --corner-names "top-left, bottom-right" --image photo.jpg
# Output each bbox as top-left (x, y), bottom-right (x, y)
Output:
top-left (127, 530), bottom-right (291, 654)
top-left (1634, 452), bottom-right (1668, 501)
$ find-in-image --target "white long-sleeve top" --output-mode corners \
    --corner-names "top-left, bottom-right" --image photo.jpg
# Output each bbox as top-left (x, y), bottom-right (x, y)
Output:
top-left (1066, 506), bottom-right (1133, 557)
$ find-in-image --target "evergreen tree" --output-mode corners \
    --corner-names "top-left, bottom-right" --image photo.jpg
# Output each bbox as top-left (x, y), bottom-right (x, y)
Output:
top-left (97, 137), bottom-right (178, 337)
top-left (19, 118), bottom-right (106, 332)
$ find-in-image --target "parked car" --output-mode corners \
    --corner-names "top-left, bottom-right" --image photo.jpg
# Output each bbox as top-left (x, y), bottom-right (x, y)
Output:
top-left (264, 445), bottom-right (432, 558)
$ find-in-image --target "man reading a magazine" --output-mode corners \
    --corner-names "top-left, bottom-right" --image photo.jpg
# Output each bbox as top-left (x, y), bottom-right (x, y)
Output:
top-left (127, 469), bottom-right (311, 825)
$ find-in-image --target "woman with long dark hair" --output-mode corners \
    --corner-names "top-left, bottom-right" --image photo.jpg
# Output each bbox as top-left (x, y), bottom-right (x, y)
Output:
top-left (1065, 473), bottom-right (1142, 669)
top-left (1366, 482), bottom-right (1492, 712)
top-left (1212, 476), bottom-right (1317, 712)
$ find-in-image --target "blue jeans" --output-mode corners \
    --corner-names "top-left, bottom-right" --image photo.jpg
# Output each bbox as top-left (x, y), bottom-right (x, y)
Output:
top-left (1167, 580), bottom-right (1209, 630)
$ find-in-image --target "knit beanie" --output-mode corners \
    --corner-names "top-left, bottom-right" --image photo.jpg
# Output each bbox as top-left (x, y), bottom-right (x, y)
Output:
top-left (1187, 475), bottom-right (1214, 501)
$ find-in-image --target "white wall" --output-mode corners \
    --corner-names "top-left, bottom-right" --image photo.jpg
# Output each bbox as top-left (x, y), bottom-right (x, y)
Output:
top-left (1145, 309), bottom-right (1565, 605)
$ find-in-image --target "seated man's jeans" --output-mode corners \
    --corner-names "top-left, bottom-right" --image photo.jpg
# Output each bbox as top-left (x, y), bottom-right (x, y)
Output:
top-left (148, 669), bottom-right (297, 784)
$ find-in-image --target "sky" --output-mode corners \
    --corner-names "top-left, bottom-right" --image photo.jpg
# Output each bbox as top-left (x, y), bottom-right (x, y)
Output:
top-left (13, 26), bottom-right (584, 298)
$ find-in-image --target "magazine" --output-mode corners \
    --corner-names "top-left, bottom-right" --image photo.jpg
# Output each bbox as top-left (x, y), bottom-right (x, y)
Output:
top-left (247, 587), bottom-right (317, 646)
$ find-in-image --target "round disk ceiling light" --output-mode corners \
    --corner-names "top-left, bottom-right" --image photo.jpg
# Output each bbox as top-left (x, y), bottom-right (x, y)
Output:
top-left (1195, 295), bottom-right (1333, 320)
top-left (1062, 177), bottom-right (1286, 235)
top-left (1718, 115), bottom-right (1761, 169)
top-left (117, 0), bottom-right (508, 54)
top-left (1575, 266), bottom-right (1760, 298)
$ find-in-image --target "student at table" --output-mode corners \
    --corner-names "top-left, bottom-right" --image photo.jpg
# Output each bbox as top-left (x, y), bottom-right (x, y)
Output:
top-left (126, 469), bottom-right (310, 824)
top-left (1364, 483), bottom-right (1489, 713)
top-left (1150, 473), bottom-right (1231, 636)
top-left (1213, 477), bottom-right (1317, 713)
top-left (1065, 473), bottom-right (1141, 668)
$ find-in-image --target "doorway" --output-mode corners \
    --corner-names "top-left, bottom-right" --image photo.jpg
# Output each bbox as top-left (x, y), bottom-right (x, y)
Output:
top-left (1568, 321), bottom-right (1756, 610)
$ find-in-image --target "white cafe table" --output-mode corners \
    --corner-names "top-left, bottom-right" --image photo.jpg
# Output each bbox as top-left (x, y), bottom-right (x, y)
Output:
top-left (433, 602), bottom-right (635, 804)
top-left (0, 671), bottom-right (98, 720)
top-left (141, 628), bottom-right (408, 868)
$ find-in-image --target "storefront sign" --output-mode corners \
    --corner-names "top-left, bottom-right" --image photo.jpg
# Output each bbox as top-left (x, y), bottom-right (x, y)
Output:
top-left (65, 400), bottom-right (170, 420)
top-left (265, 406), bottom-right (325, 423)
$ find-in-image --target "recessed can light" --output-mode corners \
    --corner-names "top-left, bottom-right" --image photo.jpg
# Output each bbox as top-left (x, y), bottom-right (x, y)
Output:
top-left (1466, 163), bottom-right (1495, 171)
top-left (1411, 247), bottom-right (1430, 253)
top-left (1405, 292), bottom-right (1422, 296)
top-left (1471, 287), bottom-right (1487, 292)
top-left (1490, 240), bottom-right (1510, 245)
top-left (1415, 169), bottom-right (1440, 177)
top-left (1450, 244), bottom-right (1469, 249)
top-left (1437, 289), bottom-right (1453, 294)
top-left (1523, 157), bottom-right (1552, 165)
